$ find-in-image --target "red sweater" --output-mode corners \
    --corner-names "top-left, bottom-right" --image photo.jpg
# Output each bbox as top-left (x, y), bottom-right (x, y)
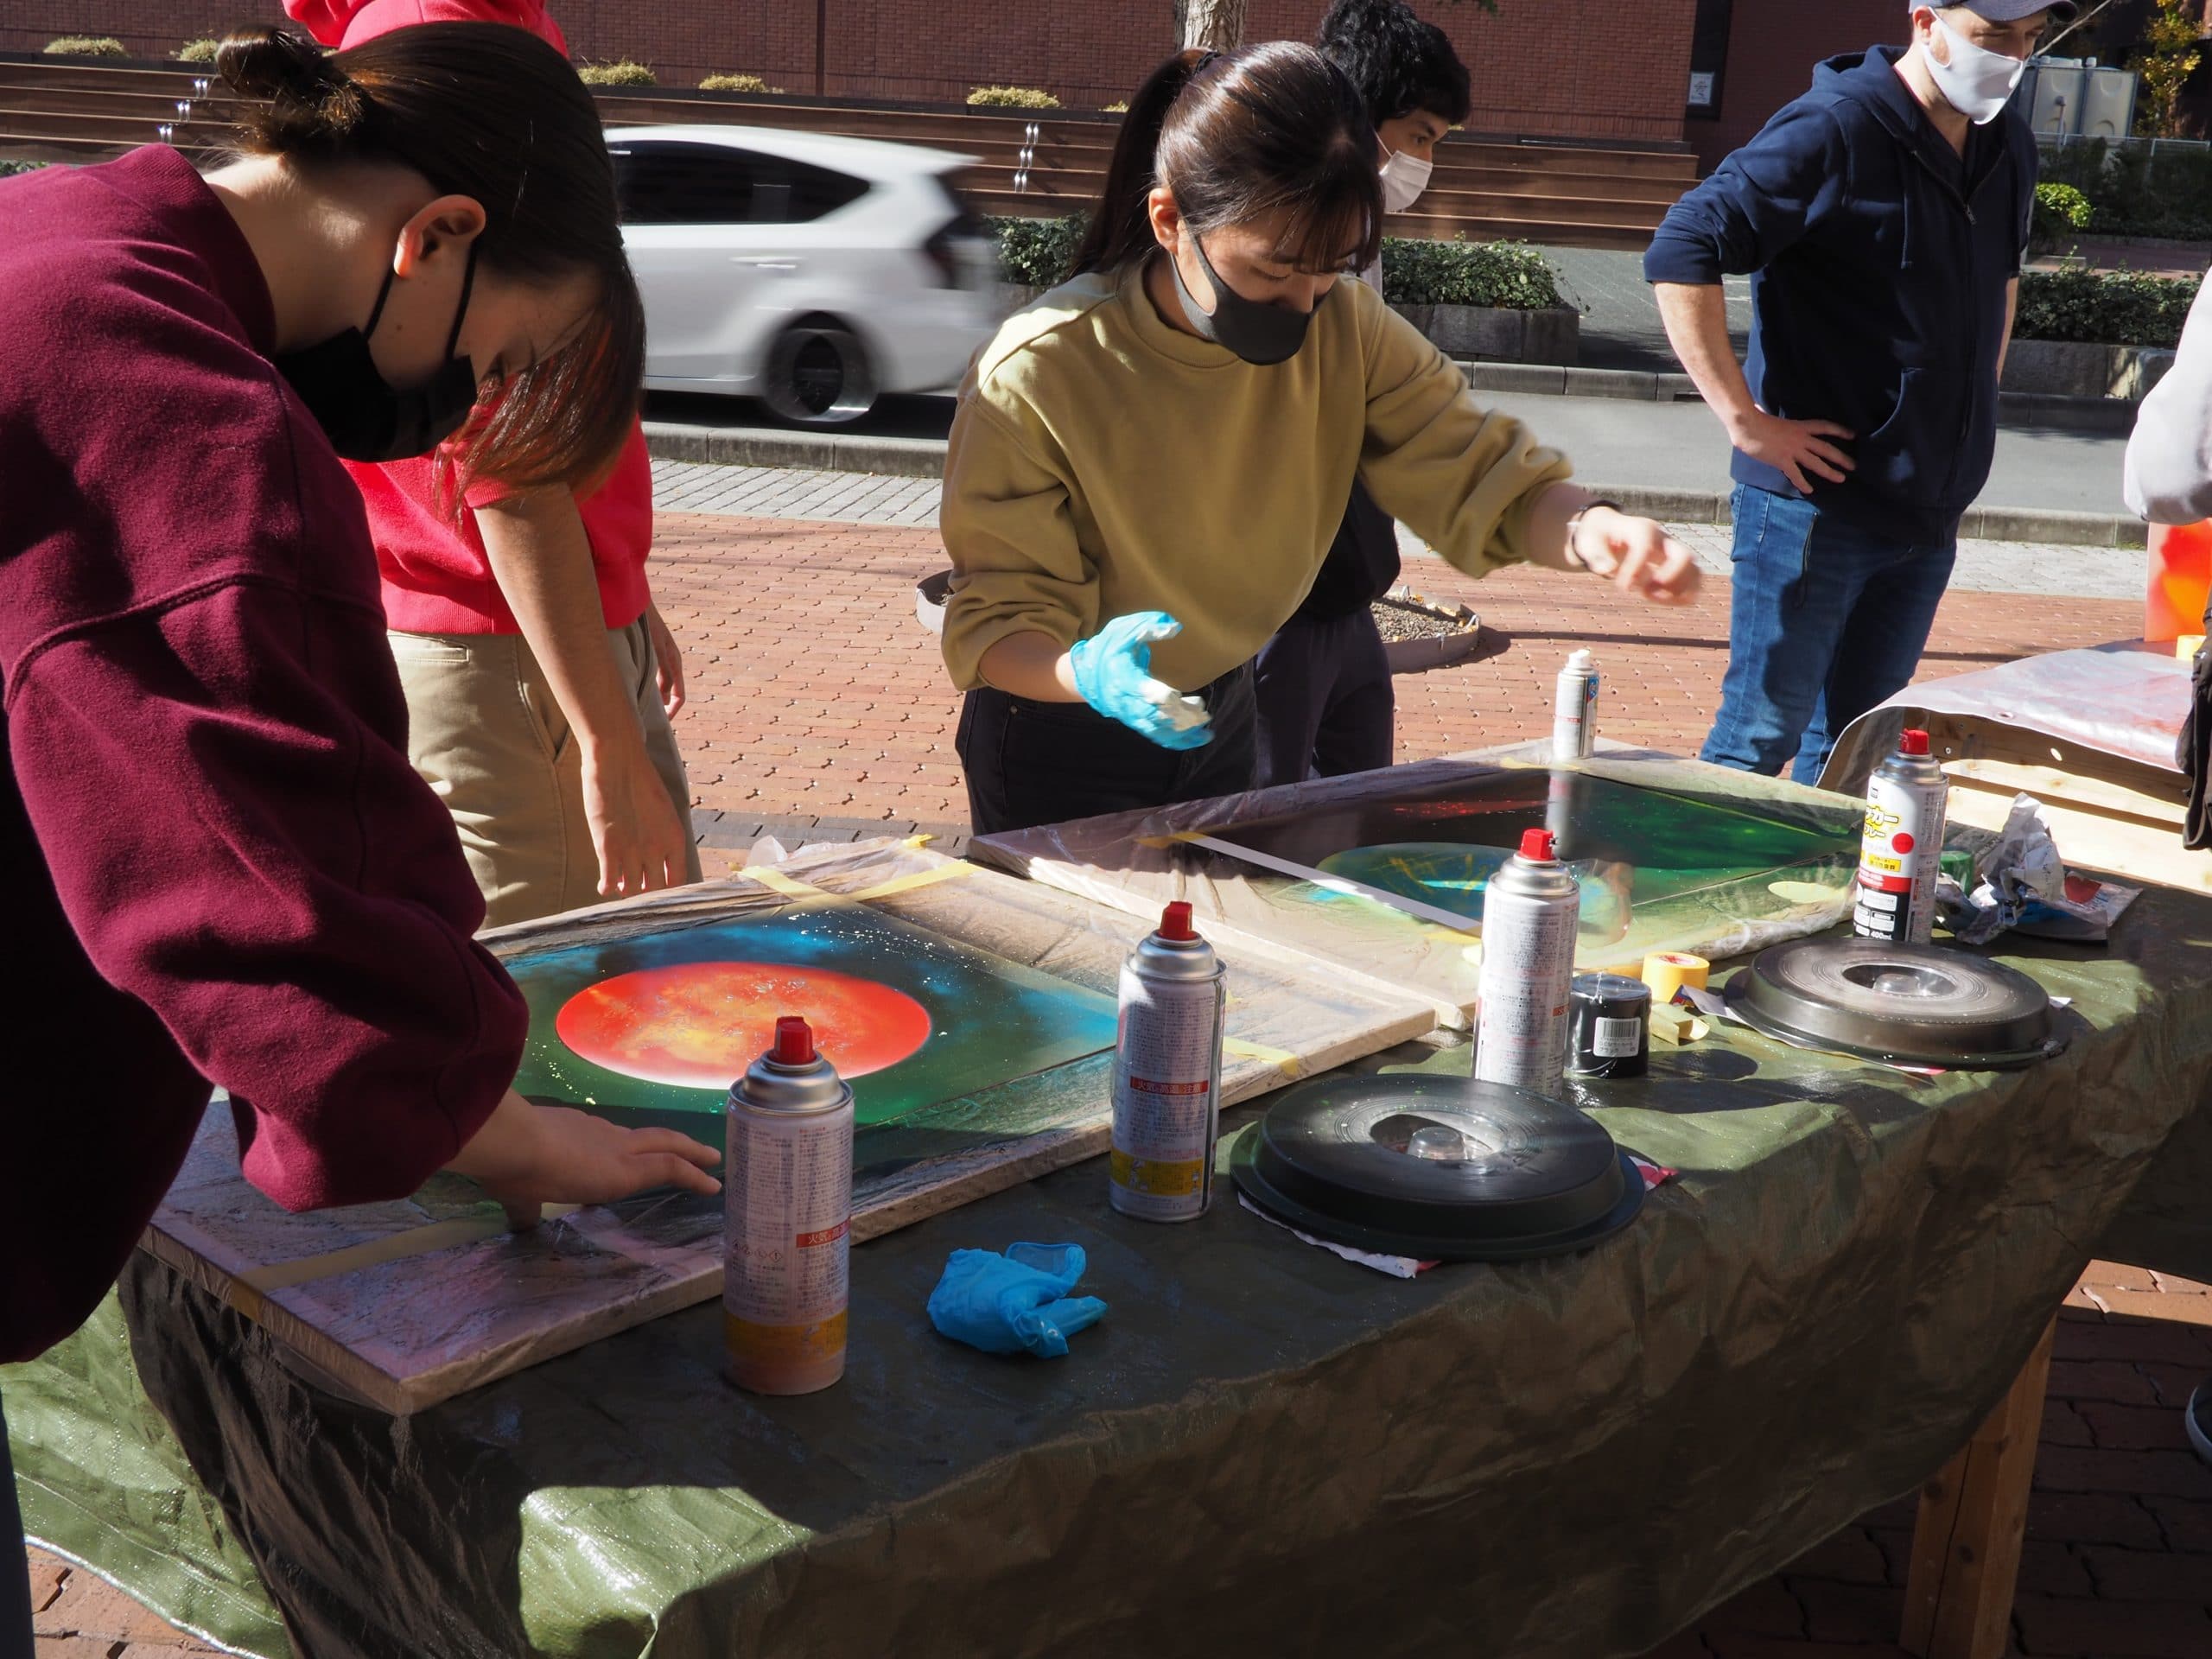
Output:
top-left (284, 0), bottom-right (656, 636)
top-left (0, 149), bottom-right (527, 1362)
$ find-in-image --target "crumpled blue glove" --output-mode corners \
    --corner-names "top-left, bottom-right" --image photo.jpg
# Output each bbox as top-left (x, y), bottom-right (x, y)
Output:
top-left (1068, 612), bottom-right (1212, 752)
top-left (926, 1242), bottom-right (1108, 1358)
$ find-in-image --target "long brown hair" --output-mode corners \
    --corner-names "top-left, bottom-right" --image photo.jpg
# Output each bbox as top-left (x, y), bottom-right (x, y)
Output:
top-left (1072, 43), bottom-right (1381, 279)
top-left (216, 22), bottom-right (644, 498)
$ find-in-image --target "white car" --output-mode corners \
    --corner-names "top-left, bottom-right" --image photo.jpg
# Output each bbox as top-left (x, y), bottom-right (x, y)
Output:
top-left (607, 124), bottom-right (1001, 424)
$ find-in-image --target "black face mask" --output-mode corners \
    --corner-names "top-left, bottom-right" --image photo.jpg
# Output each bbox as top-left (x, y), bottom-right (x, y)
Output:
top-left (275, 243), bottom-right (481, 462)
top-left (1166, 233), bottom-right (1326, 366)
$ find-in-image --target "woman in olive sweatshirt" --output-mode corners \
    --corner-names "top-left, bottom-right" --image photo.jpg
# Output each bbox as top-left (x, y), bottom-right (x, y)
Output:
top-left (939, 42), bottom-right (1700, 835)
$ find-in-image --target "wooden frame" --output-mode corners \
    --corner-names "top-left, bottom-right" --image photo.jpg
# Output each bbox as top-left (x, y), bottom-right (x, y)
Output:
top-left (136, 839), bottom-right (1437, 1414)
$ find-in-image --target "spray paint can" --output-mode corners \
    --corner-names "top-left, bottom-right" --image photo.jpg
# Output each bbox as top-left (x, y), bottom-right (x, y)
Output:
top-left (1474, 828), bottom-right (1583, 1098)
top-left (1552, 649), bottom-right (1599, 760)
top-left (724, 1015), bottom-right (855, 1395)
top-left (1853, 728), bottom-right (1950, 945)
top-left (1109, 901), bottom-right (1228, 1223)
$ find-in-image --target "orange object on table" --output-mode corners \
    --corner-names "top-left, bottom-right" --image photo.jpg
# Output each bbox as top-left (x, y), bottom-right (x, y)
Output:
top-left (2147, 520), bottom-right (2212, 644)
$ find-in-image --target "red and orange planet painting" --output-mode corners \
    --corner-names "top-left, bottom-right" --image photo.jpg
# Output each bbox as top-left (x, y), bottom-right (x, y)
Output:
top-left (554, 960), bottom-right (932, 1089)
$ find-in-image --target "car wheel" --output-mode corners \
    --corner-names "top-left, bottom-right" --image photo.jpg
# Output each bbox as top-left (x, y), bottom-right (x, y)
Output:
top-left (760, 319), bottom-right (875, 425)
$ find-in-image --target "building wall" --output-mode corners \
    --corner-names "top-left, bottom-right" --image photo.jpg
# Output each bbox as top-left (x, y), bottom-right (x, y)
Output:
top-left (1690, 0), bottom-right (1906, 171)
top-left (5, 0), bottom-right (1702, 147)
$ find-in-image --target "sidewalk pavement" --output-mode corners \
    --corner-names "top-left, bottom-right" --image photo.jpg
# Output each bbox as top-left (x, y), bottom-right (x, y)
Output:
top-left (652, 463), bottom-right (2152, 599)
top-left (22, 488), bottom-right (2207, 1659)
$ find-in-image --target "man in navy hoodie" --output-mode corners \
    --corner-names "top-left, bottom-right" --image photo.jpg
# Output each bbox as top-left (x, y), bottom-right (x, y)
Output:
top-left (1646, 2), bottom-right (2064, 783)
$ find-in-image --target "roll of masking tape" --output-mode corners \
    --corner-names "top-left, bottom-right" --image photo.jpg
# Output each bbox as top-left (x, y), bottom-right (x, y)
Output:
top-left (1641, 951), bottom-right (1710, 1005)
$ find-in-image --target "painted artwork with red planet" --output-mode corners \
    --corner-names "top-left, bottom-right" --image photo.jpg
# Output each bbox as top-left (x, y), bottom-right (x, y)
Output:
top-left (505, 901), bottom-right (1119, 1133)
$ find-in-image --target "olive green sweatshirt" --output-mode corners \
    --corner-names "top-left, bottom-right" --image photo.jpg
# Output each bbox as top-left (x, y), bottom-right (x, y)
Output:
top-left (938, 259), bottom-right (1573, 693)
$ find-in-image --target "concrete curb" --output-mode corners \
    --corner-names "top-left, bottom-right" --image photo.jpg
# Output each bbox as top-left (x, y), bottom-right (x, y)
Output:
top-left (645, 421), bottom-right (947, 480)
top-left (642, 426), bottom-right (2150, 549)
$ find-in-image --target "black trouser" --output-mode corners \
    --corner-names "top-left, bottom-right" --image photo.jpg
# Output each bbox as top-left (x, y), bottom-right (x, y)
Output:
top-left (2, 1389), bottom-right (30, 1659)
top-left (957, 663), bottom-right (1257, 836)
top-left (1251, 605), bottom-right (1394, 788)
top-left (1253, 476), bottom-right (1400, 789)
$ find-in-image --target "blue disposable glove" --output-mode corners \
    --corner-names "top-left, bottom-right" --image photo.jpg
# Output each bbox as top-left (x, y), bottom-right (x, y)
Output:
top-left (1067, 612), bottom-right (1212, 751)
top-left (926, 1242), bottom-right (1108, 1358)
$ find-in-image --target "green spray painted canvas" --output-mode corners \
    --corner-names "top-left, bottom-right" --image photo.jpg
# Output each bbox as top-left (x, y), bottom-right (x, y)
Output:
top-left (505, 898), bottom-right (1122, 1134)
top-left (1202, 764), bottom-right (1864, 973)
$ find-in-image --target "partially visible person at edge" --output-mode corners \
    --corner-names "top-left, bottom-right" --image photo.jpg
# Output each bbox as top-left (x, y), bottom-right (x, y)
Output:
top-left (1249, 0), bottom-right (1471, 788)
top-left (939, 45), bottom-right (1698, 837)
top-left (282, 0), bottom-right (702, 930)
top-left (0, 27), bottom-right (721, 1639)
top-left (2121, 262), bottom-right (2212, 1471)
top-left (1645, 0), bottom-right (2064, 785)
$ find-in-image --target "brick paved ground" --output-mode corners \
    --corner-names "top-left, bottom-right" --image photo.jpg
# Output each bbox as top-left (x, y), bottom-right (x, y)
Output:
top-left (22, 498), bottom-right (2208, 1656)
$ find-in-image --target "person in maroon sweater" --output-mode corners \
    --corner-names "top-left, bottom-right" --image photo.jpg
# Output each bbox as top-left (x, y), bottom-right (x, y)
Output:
top-left (0, 25), bottom-right (720, 1636)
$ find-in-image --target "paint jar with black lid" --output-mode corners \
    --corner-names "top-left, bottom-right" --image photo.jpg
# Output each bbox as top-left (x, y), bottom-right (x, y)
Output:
top-left (1567, 973), bottom-right (1651, 1080)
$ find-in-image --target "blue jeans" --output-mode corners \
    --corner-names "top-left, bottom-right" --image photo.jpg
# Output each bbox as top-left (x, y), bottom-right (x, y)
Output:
top-left (1702, 485), bottom-right (1957, 785)
top-left (2, 1389), bottom-right (30, 1659)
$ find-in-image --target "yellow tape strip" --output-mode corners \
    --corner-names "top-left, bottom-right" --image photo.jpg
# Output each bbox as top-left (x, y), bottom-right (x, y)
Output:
top-left (1224, 1036), bottom-right (1305, 1080)
top-left (849, 861), bottom-right (976, 903)
top-left (745, 865), bottom-right (823, 899)
top-left (226, 1204), bottom-right (582, 1319)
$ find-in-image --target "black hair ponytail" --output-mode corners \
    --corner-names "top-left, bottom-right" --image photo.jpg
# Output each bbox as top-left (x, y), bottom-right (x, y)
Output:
top-left (1071, 41), bottom-right (1381, 281)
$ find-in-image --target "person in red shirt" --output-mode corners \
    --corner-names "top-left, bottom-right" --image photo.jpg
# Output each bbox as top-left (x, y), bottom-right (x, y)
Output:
top-left (0, 24), bottom-right (719, 1638)
top-left (283, 0), bottom-right (700, 928)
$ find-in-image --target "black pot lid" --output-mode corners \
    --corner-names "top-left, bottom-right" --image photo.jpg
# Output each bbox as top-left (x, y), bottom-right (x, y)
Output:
top-left (1721, 938), bottom-right (2057, 1070)
top-left (1229, 1073), bottom-right (1645, 1262)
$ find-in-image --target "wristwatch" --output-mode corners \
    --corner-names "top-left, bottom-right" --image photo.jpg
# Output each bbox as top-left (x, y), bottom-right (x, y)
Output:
top-left (1564, 499), bottom-right (1623, 571)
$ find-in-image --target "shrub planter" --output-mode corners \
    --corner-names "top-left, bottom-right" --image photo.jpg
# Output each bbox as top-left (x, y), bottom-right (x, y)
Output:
top-left (1374, 586), bottom-right (1492, 673)
top-left (2001, 339), bottom-right (2176, 400)
top-left (1389, 303), bottom-right (1580, 366)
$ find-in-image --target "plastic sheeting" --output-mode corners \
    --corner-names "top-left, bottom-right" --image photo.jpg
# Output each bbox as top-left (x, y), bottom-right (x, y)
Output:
top-left (972, 752), bottom-right (1872, 1025)
top-left (1821, 643), bottom-right (2192, 795)
top-left (11, 880), bottom-right (2212, 1659)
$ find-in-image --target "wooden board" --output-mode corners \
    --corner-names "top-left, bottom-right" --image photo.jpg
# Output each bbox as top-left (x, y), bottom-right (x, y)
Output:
top-left (1924, 714), bottom-right (2212, 894)
top-left (971, 748), bottom-right (1866, 1028)
top-left (1902, 1318), bottom-right (2058, 1659)
top-left (137, 839), bottom-right (1436, 1414)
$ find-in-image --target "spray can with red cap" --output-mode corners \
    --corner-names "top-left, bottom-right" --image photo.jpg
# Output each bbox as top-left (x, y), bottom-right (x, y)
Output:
top-left (724, 1014), bottom-right (855, 1395)
top-left (1853, 728), bottom-right (1950, 945)
top-left (1473, 828), bottom-right (1583, 1098)
top-left (1109, 901), bottom-right (1228, 1223)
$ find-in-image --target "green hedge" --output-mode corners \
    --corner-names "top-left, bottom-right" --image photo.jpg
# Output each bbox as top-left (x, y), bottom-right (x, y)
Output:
top-left (177, 38), bottom-right (220, 63)
top-left (988, 216), bottom-right (1565, 310)
top-left (2037, 138), bottom-right (2212, 241)
top-left (1380, 236), bottom-right (1563, 309)
top-left (700, 73), bottom-right (777, 93)
top-left (969, 86), bottom-right (1058, 108)
top-left (43, 35), bottom-right (127, 56)
top-left (576, 60), bottom-right (655, 86)
top-left (0, 160), bottom-right (53, 178)
top-left (2030, 181), bottom-right (2093, 251)
top-left (2015, 266), bottom-right (2198, 346)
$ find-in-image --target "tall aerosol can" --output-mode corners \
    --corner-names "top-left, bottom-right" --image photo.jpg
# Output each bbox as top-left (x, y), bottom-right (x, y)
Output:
top-left (724, 1015), bottom-right (854, 1395)
top-left (1473, 829), bottom-right (1582, 1098)
top-left (1109, 901), bottom-right (1228, 1222)
top-left (1553, 649), bottom-right (1599, 760)
top-left (1853, 728), bottom-right (1949, 945)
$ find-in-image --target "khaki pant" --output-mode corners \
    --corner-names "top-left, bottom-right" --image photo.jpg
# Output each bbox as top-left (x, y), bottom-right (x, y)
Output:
top-left (389, 620), bottom-right (702, 931)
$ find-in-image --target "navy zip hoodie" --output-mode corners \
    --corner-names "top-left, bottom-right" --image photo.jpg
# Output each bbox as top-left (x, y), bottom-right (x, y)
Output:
top-left (1644, 46), bottom-right (2036, 542)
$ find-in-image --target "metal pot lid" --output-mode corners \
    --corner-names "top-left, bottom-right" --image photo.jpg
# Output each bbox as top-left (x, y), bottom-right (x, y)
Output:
top-left (1228, 1073), bottom-right (1644, 1262)
top-left (1721, 938), bottom-right (2056, 1070)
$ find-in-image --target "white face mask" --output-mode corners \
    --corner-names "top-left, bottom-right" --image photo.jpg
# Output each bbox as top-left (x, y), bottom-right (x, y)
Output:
top-left (1379, 147), bottom-right (1433, 213)
top-left (1925, 13), bottom-right (2028, 125)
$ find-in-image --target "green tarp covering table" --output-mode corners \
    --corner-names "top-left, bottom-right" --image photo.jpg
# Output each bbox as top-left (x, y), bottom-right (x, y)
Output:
top-left (10, 880), bottom-right (2212, 1659)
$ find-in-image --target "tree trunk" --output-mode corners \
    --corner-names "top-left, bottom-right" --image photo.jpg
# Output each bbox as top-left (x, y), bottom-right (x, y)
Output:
top-left (1174, 0), bottom-right (1246, 52)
